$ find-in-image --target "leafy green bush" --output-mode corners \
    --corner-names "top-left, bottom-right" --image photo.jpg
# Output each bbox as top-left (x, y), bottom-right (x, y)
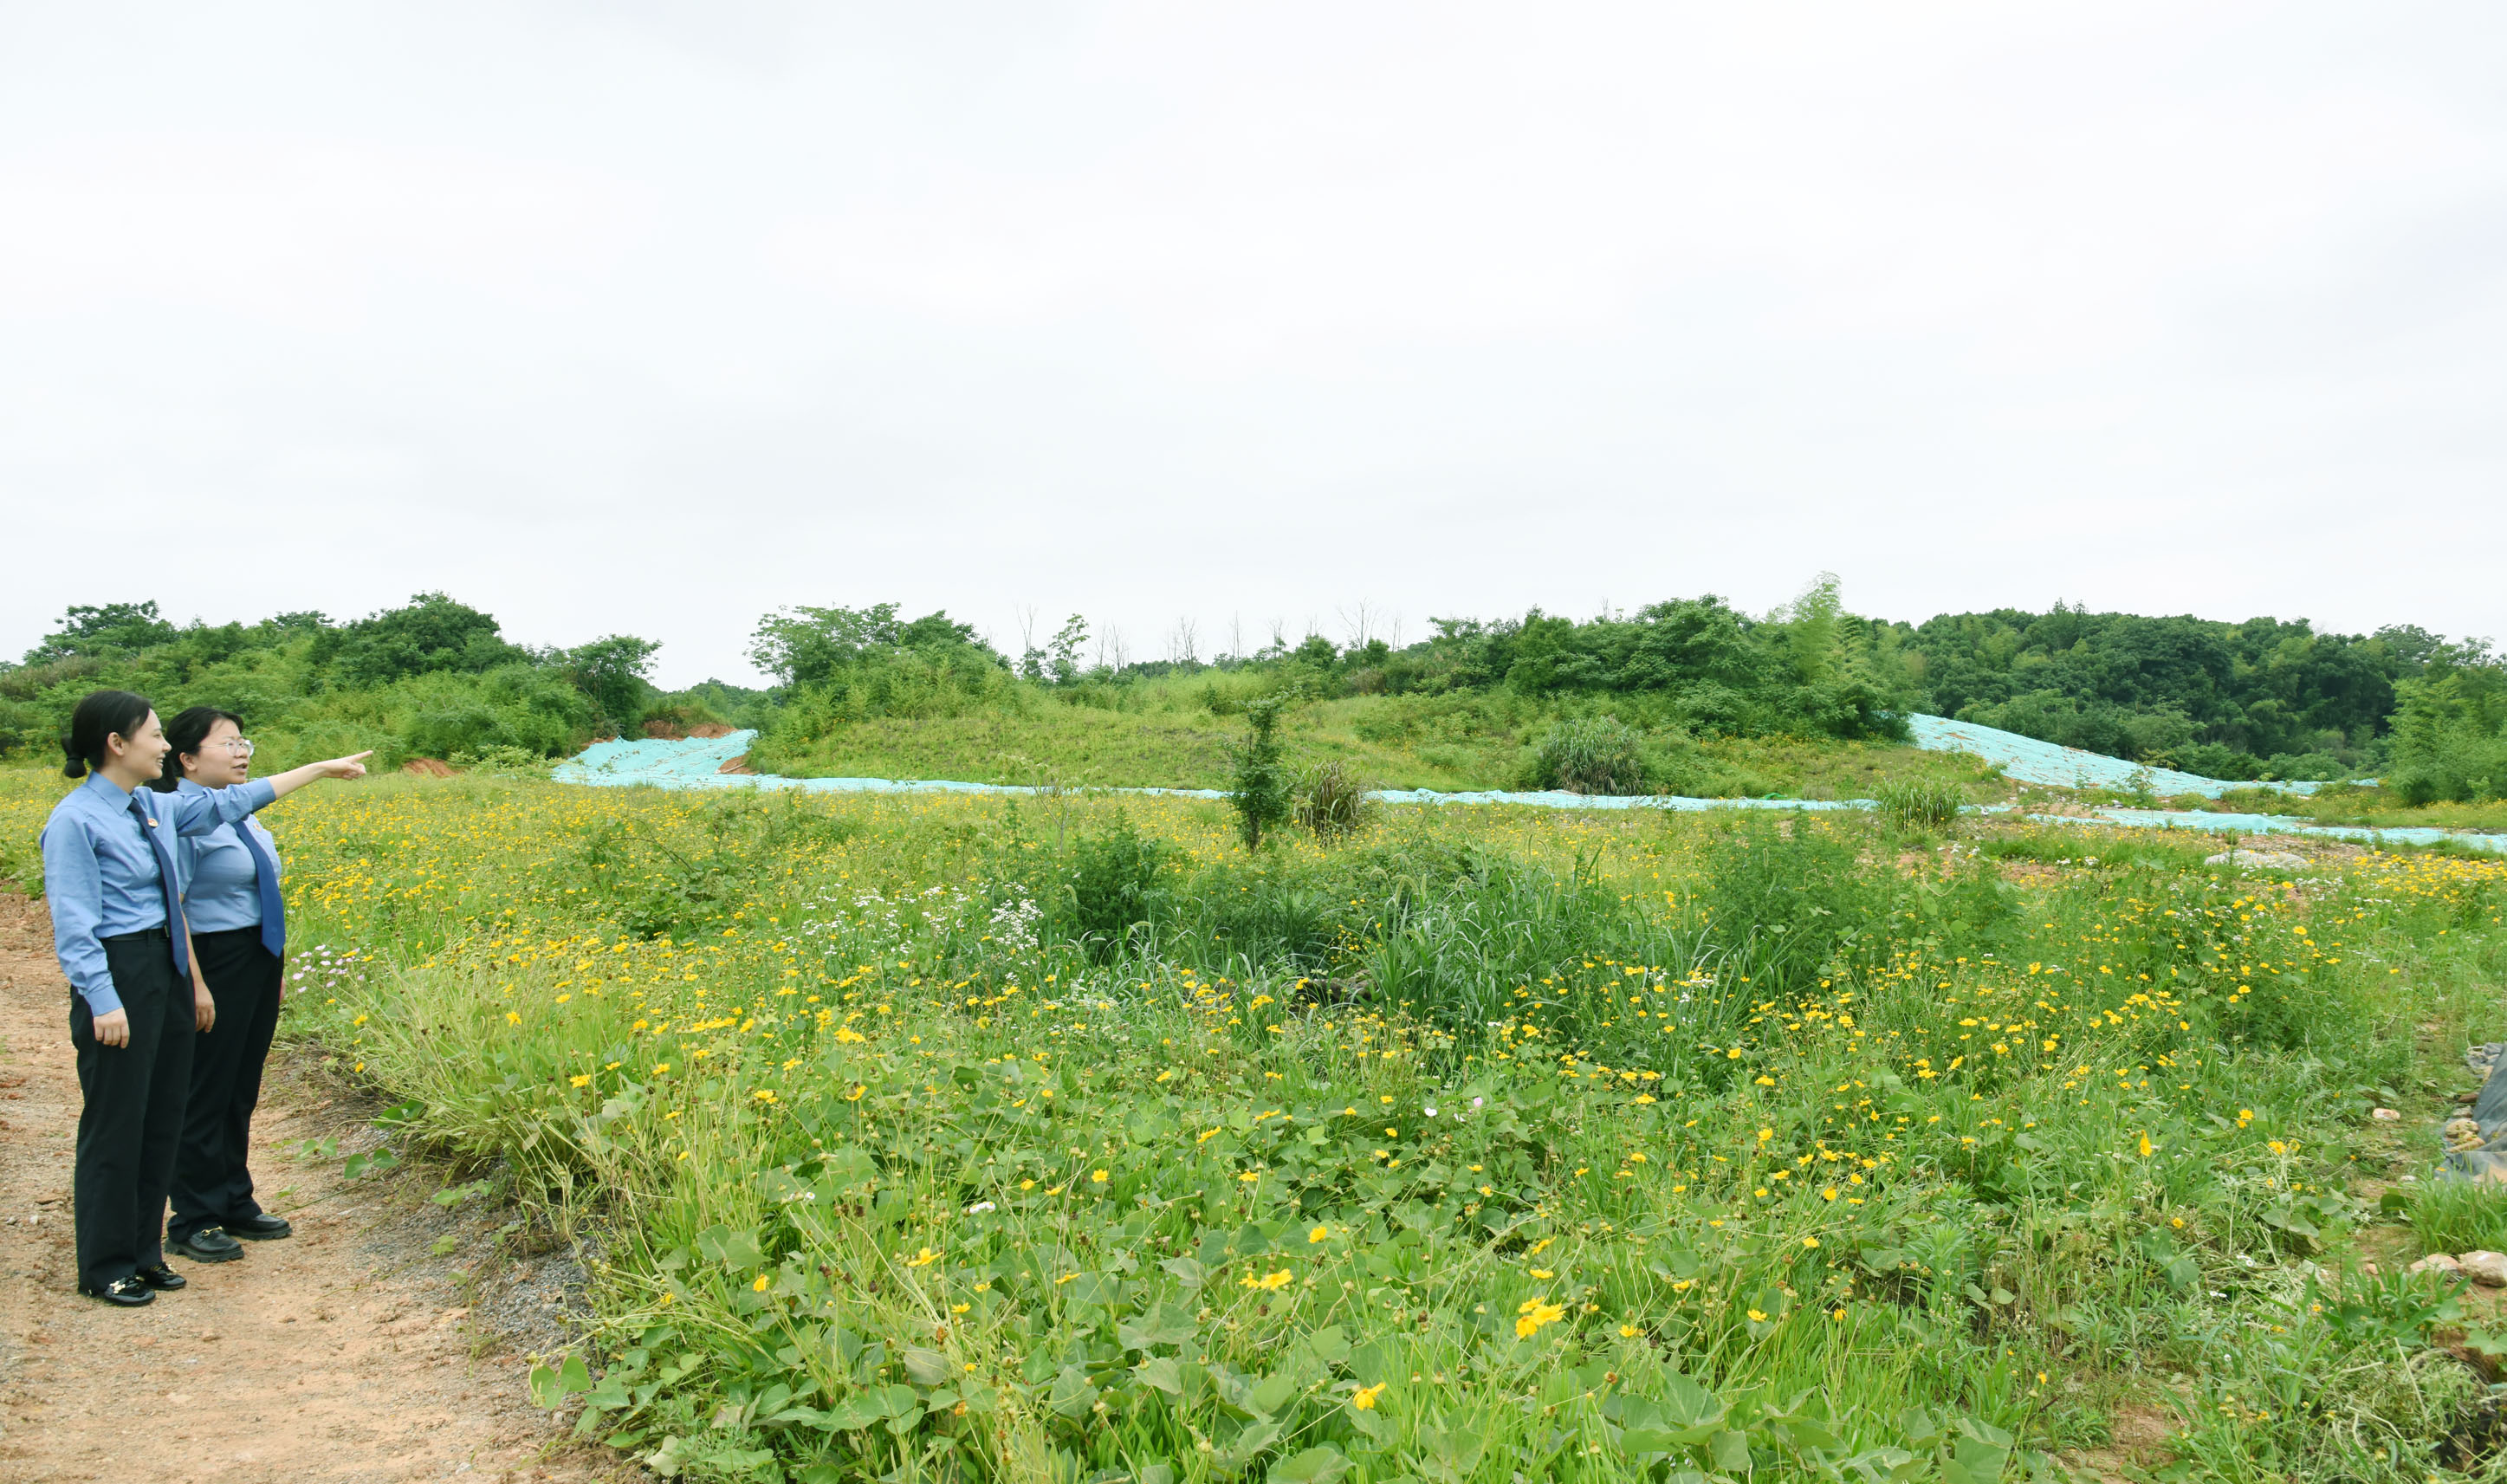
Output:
top-left (1692, 814), bottom-right (1890, 997)
top-left (1048, 817), bottom-right (1176, 960)
top-left (447, 744), bottom-right (552, 777)
top-left (2387, 653), bottom-right (2507, 804)
top-left (394, 664), bottom-right (592, 761)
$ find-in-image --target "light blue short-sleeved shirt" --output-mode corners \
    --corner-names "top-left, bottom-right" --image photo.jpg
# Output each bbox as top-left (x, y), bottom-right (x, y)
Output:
top-left (171, 776), bottom-right (282, 934)
top-left (39, 772), bottom-right (277, 1014)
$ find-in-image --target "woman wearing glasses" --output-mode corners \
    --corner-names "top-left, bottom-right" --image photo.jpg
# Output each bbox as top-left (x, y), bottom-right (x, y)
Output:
top-left (152, 708), bottom-right (299, 1266)
top-left (42, 691), bottom-right (368, 1306)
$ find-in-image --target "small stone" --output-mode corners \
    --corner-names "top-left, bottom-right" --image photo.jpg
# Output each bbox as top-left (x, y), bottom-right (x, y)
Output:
top-left (2460, 1252), bottom-right (2507, 1286)
top-left (2409, 1254), bottom-right (2465, 1278)
top-left (2373, 1108), bottom-right (2403, 1122)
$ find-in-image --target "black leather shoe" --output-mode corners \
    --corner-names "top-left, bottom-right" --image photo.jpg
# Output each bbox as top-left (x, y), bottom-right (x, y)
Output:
top-left (137, 1262), bottom-right (187, 1291)
top-left (225, 1213), bottom-right (292, 1241)
top-left (79, 1276), bottom-right (155, 1306)
top-left (168, 1228), bottom-right (244, 1262)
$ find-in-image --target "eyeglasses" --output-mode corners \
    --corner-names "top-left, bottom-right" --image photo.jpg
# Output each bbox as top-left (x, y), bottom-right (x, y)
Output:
top-left (212, 738), bottom-right (255, 757)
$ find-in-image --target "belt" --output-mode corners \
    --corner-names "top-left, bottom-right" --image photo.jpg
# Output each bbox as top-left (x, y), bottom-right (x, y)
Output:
top-left (100, 926), bottom-right (172, 943)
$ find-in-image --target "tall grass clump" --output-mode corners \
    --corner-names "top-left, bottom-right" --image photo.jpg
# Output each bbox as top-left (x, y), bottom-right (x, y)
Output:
top-left (1295, 760), bottom-right (1370, 842)
top-left (1526, 715), bottom-right (1647, 794)
top-left (2407, 1180), bottom-right (2507, 1257)
top-left (1873, 777), bottom-right (1966, 833)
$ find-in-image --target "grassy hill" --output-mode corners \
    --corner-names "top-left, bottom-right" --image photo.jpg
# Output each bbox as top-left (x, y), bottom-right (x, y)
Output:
top-left (753, 679), bottom-right (2003, 800)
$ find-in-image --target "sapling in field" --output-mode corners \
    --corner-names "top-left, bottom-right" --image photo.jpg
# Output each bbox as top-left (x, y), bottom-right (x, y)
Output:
top-left (1226, 695), bottom-right (1292, 851)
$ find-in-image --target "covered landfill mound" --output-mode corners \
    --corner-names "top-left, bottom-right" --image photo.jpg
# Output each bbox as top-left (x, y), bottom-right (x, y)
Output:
top-left (548, 716), bottom-right (2503, 854)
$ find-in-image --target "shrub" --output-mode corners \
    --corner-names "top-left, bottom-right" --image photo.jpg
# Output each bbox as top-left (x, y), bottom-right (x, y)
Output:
top-left (1692, 813), bottom-right (1886, 997)
top-left (1527, 716), bottom-right (1648, 794)
top-left (448, 744), bottom-right (551, 777)
top-left (1050, 816), bottom-right (1173, 959)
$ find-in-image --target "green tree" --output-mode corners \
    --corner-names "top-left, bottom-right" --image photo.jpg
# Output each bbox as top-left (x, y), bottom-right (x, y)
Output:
top-left (567, 635), bottom-right (663, 737)
top-left (316, 593), bottom-right (528, 686)
top-left (23, 601), bottom-right (178, 664)
top-left (1225, 697), bottom-right (1292, 852)
top-left (748, 604), bottom-right (996, 689)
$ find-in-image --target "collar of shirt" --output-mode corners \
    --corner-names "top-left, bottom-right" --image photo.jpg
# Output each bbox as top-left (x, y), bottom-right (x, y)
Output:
top-left (78, 771), bottom-right (138, 808)
top-left (73, 772), bottom-right (189, 889)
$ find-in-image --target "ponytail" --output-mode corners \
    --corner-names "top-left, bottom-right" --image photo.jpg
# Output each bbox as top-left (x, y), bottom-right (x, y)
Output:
top-left (62, 690), bottom-right (156, 781)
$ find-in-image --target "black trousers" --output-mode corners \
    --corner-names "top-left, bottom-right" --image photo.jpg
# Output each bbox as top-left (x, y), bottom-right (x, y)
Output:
top-left (71, 930), bottom-right (192, 1290)
top-left (170, 928), bottom-right (282, 1242)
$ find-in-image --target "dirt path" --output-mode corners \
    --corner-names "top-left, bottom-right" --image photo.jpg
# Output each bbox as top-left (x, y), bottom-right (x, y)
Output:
top-left (0, 895), bottom-right (625, 1484)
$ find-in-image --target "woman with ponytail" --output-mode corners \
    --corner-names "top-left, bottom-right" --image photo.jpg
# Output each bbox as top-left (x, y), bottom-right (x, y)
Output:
top-left (37, 690), bottom-right (369, 1307)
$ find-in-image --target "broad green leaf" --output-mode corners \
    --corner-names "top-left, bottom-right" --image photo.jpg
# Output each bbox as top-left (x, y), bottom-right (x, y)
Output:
top-left (1216, 1418), bottom-right (1285, 1473)
top-left (1248, 1371), bottom-right (1298, 1416)
top-left (1046, 1366), bottom-right (1097, 1418)
top-left (1660, 1374), bottom-right (1728, 1434)
top-left (823, 1397), bottom-right (881, 1431)
top-left (1269, 1444), bottom-right (1351, 1484)
top-left (1118, 1301), bottom-right (1199, 1351)
top-left (903, 1347), bottom-right (952, 1385)
top-left (1707, 1429), bottom-right (1753, 1472)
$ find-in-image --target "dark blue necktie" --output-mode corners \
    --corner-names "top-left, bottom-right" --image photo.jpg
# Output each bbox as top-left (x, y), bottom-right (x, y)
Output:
top-left (127, 790), bottom-right (191, 980)
top-left (230, 820), bottom-right (286, 957)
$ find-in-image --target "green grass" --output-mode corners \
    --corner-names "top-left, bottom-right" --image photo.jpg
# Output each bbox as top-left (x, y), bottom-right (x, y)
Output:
top-left (752, 679), bottom-right (2008, 800)
top-left (2407, 1180), bottom-right (2507, 1257)
top-left (2180, 787), bottom-right (2507, 834)
top-left (16, 768), bottom-right (2507, 1481)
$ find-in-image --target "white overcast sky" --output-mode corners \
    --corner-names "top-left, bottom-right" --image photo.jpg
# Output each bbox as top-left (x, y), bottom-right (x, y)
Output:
top-left (3, 3), bottom-right (2502, 688)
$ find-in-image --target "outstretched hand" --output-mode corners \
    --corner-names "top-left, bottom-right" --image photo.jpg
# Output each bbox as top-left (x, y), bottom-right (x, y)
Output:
top-left (316, 751), bottom-right (373, 781)
top-left (267, 749), bottom-right (377, 800)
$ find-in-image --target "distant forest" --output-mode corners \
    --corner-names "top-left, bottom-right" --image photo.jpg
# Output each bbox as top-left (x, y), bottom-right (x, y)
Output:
top-left (4, 585), bottom-right (2501, 802)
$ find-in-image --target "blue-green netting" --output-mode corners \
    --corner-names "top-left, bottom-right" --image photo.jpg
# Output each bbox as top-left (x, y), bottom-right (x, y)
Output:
top-left (548, 718), bottom-right (2499, 854)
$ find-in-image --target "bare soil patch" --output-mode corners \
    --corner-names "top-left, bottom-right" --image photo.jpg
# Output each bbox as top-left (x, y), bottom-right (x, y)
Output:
top-left (0, 893), bottom-right (631, 1484)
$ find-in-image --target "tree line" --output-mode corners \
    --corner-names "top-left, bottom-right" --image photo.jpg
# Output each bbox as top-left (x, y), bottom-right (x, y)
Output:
top-left (5, 586), bottom-right (2501, 802)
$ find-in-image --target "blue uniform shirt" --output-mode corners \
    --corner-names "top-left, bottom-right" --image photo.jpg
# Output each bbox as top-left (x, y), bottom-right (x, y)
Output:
top-left (171, 777), bottom-right (282, 934)
top-left (39, 773), bottom-right (277, 1015)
